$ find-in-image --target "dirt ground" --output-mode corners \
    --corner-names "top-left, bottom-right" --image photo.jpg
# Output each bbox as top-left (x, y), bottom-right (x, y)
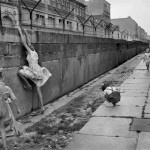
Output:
top-left (1, 53), bottom-right (144, 150)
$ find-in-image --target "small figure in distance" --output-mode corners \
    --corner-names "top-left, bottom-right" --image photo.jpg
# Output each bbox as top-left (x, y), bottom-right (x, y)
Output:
top-left (17, 26), bottom-right (52, 114)
top-left (101, 83), bottom-right (121, 107)
top-left (143, 48), bottom-right (150, 71)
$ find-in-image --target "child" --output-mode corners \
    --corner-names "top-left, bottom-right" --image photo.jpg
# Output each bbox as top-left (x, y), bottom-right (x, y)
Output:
top-left (143, 48), bottom-right (150, 71)
top-left (101, 83), bottom-right (121, 106)
top-left (0, 69), bottom-right (20, 150)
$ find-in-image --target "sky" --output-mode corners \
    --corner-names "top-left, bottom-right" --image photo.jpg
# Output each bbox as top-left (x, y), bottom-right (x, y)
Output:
top-left (85, 0), bottom-right (150, 35)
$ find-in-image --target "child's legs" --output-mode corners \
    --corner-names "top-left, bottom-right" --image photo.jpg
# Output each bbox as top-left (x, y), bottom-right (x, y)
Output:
top-left (36, 86), bottom-right (44, 111)
top-left (18, 70), bottom-right (32, 89)
top-left (146, 62), bottom-right (149, 70)
top-left (0, 119), bottom-right (6, 149)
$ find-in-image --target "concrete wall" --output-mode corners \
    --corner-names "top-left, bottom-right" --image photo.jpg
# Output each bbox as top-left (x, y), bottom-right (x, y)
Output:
top-left (0, 27), bottom-right (148, 118)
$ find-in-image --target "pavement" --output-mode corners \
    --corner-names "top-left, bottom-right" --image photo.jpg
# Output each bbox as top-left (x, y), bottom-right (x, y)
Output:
top-left (64, 60), bottom-right (150, 150)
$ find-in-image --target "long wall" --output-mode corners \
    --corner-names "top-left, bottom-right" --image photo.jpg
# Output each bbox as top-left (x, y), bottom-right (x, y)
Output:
top-left (0, 28), bottom-right (148, 118)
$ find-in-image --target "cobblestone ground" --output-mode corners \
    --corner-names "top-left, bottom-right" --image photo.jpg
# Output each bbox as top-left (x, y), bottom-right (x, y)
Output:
top-left (3, 53), bottom-right (144, 150)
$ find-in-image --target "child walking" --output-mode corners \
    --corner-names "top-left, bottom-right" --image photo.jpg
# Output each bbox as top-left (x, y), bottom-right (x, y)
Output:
top-left (143, 48), bottom-right (150, 71)
top-left (101, 83), bottom-right (121, 106)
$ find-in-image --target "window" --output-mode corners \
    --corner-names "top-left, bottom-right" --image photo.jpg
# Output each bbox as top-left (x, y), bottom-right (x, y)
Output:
top-left (65, 0), bottom-right (69, 11)
top-left (75, 5), bottom-right (78, 15)
top-left (48, 16), bottom-right (55, 27)
top-left (51, 0), bottom-right (56, 7)
top-left (35, 14), bottom-right (45, 26)
top-left (70, 2), bottom-right (73, 11)
top-left (61, 0), bottom-right (65, 10)
top-left (77, 23), bottom-right (79, 31)
top-left (59, 19), bottom-right (63, 28)
top-left (62, 0), bottom-right (65, 5)
top-left (118, 33), bottom-right (119, 39)
top-left (78, 7), bottom-right (81, 16)
top-left (41, 0), bottom-right (45, 4)
top-left (67, 21), bottom-right (72, 30)
top-left (56, 0), bottom-right (61, 9)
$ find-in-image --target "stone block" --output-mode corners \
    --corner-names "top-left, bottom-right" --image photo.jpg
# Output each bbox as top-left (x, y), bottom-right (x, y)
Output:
top-left (9, 43), bottom-right (21, 56)
top-left (4, 56), bottom-right (20, 68)
top-left (93, 53), bottom-right (101, 76)
top-left (65, 134), bottom-right (137, 150)
top-left (144, 104), bottom-right (150, 113)
top-left (36, 31), bottom-right (68, 43)
top-left (93, 105), bottom-right (142, 118)
top-left (60, 58), bottom-right (76, 95)
top-left (130, 118), bottom-right (150, 132)
top-left (40, 60), bottom-right (61, 104)
top-left (136, 132), bottom-right (150, 150)
top-left (121, 91), bottom-right (147, 97)
top-left (79, 117), bottom-right (137, 138)
top-left (0, 55), bottom-right (4, 67)
top-left (123, 79), bottom-right (150, 84)
top-left (0, 42), bottom-right (9, 55)
top-left (118, 97), bottom-right (146, 107)
top-left (74, 57), bottom-right (87, 88)
top-left (86, 54), bottom-right (97, 81)
top-left (0, 27), bottom-right (20, 42)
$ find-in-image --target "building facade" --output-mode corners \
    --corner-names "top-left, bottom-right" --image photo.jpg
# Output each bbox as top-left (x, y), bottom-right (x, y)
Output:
top-left (85, 0), bottom-right (111, 38)
top-left (85, 0), bottom-right (110, 23)
top-left (111, 16), bottom-right (140, 41)
top-left (0, 0), bottom-right (19, 27)
top-left (0, 0), bottom-right (148, 41)
top-left (19, 0), bottom-right (87, 34)
top-left (111, 16), bottom-right (148, 41)
top-left (137, 26), bottom-right (147, 42)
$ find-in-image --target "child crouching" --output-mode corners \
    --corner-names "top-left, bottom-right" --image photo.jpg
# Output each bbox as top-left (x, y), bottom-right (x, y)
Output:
top-left (101, 83), bottom-right (121, 106)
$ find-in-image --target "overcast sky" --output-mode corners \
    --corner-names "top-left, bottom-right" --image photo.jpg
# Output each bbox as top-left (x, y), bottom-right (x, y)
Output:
top-left (85, 0), bottom-right (150, 35)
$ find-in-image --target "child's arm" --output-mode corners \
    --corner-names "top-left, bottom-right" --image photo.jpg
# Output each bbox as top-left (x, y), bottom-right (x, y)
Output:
top-left (142, 54), bottom-right (146, 62)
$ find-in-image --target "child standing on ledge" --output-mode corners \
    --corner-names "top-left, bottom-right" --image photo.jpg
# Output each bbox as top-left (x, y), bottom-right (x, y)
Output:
top-left (101, 83), bottom-right (121, 107)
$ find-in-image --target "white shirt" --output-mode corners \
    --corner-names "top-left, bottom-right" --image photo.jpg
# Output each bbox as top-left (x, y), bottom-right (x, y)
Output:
top-left (143, 53), bottom-right (150, 63)
top-left (104, 86), bottom-right (117, 96)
